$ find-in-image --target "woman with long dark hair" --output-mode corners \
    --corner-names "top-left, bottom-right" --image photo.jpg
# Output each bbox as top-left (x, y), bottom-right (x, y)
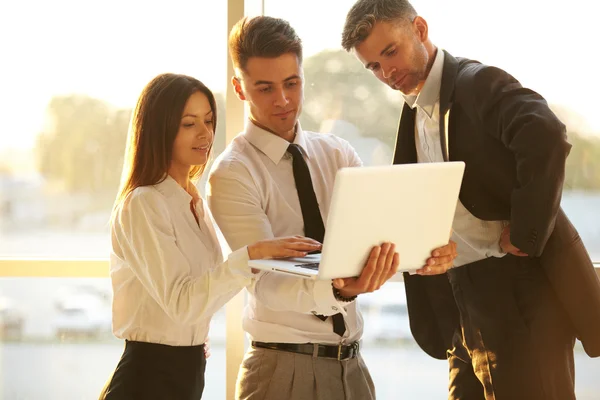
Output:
top-left (100, 73), bottom-right (320, 399)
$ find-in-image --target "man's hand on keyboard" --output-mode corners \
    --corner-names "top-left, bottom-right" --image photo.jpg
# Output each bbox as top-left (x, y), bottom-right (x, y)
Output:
top-left (332, 243), bottom-right (399, 298)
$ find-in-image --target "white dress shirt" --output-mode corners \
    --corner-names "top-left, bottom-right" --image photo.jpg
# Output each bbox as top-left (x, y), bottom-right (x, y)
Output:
top-left (110, 175), bottom-right (253, 346)
top-left (207, 122), bottom-right (363, 345)
top-left (403, 48), bottom-right (507, 267)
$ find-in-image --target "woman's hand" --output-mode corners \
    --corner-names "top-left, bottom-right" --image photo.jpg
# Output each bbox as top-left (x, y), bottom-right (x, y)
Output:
top-left (248, 235), bottom-right (322, 260)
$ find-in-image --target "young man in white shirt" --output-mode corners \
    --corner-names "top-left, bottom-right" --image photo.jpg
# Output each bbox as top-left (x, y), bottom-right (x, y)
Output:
top-left (207, 16), bottom-right (458, 400)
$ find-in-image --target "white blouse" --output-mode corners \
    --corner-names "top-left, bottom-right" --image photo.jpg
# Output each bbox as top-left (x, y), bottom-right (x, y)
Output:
top-left (110, 175), bottom-right (252, 346)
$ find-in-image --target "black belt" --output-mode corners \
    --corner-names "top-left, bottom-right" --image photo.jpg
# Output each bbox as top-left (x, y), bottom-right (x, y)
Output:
top-left (252, 341), bottom-right (360, 361)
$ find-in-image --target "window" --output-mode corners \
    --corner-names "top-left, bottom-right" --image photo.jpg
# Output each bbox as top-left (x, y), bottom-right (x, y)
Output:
top-left (0, 0), bottom-right (229, 398)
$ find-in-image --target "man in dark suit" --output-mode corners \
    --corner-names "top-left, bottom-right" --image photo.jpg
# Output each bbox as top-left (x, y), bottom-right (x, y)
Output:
top-left (341, 1), bottom-right (600, 399)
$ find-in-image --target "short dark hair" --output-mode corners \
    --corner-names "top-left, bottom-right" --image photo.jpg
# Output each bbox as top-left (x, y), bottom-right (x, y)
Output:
top-left (229, 16), bottom-right (303, 72)
top-left (341, 0), bottom-right (417, 51)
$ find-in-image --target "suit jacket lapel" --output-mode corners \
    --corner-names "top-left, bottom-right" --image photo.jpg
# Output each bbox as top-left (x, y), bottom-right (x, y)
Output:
top-left (438, 50), bottom-right (459, 162)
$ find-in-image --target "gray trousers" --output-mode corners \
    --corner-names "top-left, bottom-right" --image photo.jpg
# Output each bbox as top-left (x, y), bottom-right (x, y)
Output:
top-left (236, 346), bottom-right (376, 400)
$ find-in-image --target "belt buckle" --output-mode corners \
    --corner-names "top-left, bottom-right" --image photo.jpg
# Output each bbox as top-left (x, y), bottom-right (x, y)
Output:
top-left (337, 344), bottom-right (343, 361)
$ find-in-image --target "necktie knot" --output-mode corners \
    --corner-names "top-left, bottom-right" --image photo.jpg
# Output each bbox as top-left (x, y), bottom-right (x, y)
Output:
top-left (287, 143), bottom-right (303, 158)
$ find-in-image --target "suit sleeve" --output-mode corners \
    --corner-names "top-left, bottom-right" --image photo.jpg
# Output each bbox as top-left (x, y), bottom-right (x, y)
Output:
top-left (456, 64), bottom-right (571, 256)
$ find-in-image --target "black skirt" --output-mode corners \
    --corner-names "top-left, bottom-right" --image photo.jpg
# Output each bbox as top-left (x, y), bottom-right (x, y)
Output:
top-left (100, 340), bottom-right (206, 400)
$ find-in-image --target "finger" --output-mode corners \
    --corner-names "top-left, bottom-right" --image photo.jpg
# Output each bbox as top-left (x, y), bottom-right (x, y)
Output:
top-left (285, 242), bottom-right (322, 251)
top-left (416, 263), bottom-right (439, 275)
top-left (333, 277), bottom-right (356, 289)
top-left (431, 263), bottom-right (453, 274)
top-left (296, 236), bottom-right (322, 244)
top-left (383, 243), bottom-right (396, 271)
top-left (381, 251), bottom-right (400, 282)
top-left (387, 252), bottom-right (400, 279)
top-left (289, 237), bottom-right (322, 246)
top-left (332, 278), bottom-right (345, 289)
top-left (271, 249), bottom-right (308, 259)
top-left (354, 246), bottom-right (380, 291)
top-left (432, 243), bottom-right (454, 257)
top-left (416, 262), bottom-right (453, 275)
top-left (510, 245), bottom-right (528, 257)
top-left (506, 246), bottom-right (527, 257)
top-left (426, 255), bottom-right (455, 266)
top-left (378, 243), bottom-right (397, 287)
top-left (369, 243), bottom-right (390, 291)
top-left (369, 243), bottom-right (391, 292)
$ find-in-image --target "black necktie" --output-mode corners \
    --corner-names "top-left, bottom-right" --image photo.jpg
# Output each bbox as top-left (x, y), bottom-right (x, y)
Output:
top-left (287, 144), bottom-right (346, 337)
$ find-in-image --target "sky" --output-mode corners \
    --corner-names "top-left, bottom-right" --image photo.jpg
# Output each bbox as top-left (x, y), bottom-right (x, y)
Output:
top-left (1, 0), bottom-right (598, 152)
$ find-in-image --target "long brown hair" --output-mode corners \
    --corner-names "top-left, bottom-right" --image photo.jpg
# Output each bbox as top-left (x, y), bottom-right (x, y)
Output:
top-left (112, 73), bottom-right (217, 216)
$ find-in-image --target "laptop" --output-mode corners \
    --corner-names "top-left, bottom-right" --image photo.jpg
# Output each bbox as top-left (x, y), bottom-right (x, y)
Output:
top-left (248, 161), bottom-right (465, 280)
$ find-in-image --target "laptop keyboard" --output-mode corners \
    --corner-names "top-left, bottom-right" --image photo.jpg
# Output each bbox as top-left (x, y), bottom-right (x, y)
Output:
top-left (295, 262), bottom-right (320, 270)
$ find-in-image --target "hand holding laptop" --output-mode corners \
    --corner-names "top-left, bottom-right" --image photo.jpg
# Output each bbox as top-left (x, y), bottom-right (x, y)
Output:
top-left (416, 240), bottom-right (458, 275)
top-left (331, 240), bottom-right (458, 297)
top-left (332, 242), bottom-right (399, 298)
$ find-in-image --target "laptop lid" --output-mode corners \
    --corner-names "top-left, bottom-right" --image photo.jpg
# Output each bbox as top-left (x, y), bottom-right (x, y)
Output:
top-left (316, 161), bottom-right (465, 280)
top-left (249, 161), bottom-right (465, 280)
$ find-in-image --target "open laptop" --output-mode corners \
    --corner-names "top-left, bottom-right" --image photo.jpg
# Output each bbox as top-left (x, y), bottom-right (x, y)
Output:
top-left (248, 161), bottom-right (465, 280)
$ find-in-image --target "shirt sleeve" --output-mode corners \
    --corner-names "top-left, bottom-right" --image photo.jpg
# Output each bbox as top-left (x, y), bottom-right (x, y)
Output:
top-left (207, 165), bottom-right (351, 316)
top-left (336, 135), bottom-right (364, 168)
top-left (113, 189), bottom-right (253, 326)
top-left (346, 140), bottom-right (364, 168)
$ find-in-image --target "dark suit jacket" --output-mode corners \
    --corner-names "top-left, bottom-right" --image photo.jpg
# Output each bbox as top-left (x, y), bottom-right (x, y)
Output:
top-left (394, 50), bottom-right (600, 359)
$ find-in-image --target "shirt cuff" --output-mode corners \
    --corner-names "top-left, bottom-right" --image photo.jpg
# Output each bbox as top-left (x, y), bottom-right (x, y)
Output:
top-left (227, 246), bottom-right (254, 281)
top-left (311, 280), bottom-right (349, 317)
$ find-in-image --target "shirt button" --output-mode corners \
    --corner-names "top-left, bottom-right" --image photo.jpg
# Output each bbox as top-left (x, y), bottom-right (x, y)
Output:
top-left (332, 306), bottom-right (338, 311)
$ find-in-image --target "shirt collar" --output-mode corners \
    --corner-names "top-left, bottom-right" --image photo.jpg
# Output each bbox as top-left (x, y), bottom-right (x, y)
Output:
top-left (403, 48), bottom-right (445, 118)
top-left (154, 175), bottom-right (196, 207)
top-left (243, 120), bottom-right (310, 165)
